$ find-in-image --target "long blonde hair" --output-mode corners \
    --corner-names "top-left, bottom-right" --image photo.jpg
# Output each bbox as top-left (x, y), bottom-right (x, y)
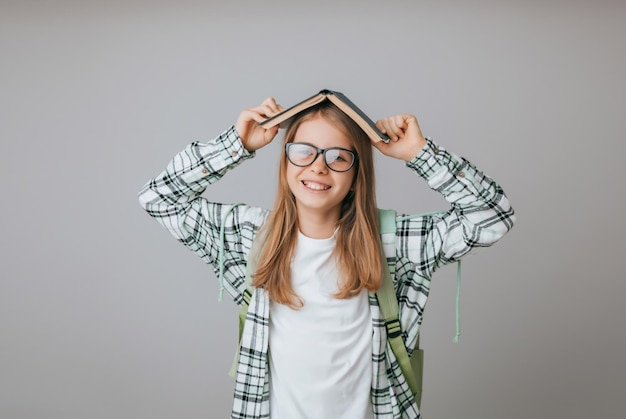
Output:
top-left (252, 101), bottom-right (383, 308)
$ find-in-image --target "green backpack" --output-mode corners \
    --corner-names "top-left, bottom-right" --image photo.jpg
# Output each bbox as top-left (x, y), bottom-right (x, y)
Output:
top-left (222, 207), bottom-right (429, 408)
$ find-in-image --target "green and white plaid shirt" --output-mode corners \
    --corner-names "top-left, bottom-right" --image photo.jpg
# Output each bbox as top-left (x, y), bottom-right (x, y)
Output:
top-left (139, 126), bottom-right (515, 418)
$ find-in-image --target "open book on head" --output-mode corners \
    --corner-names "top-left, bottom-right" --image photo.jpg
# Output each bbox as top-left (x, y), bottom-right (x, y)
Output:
top-left (258, 89), bottom-right (390, 144)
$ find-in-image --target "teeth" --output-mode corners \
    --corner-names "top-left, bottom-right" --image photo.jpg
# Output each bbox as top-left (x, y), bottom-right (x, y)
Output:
top-left (303, 181), bottom-right (330, 191)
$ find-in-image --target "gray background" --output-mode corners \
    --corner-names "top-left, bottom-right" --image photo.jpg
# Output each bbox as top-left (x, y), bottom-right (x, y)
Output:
top-left (1, 1), bottom-right (625, 418)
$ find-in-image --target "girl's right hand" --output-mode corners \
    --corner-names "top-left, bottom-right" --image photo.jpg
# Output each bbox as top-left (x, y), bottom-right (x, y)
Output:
top-left (235, 97), bottom-right (284, 152)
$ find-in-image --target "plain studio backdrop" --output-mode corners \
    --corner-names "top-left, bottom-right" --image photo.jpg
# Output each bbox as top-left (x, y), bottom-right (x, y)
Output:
top-left (1, 1), bottom-right (624, 418)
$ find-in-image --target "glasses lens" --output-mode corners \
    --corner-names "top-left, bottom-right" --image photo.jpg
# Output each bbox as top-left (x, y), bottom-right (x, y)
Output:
top-left (324, 148), bottom-right (354, 172)
top-left (287, 143), bottom-right (316, 166)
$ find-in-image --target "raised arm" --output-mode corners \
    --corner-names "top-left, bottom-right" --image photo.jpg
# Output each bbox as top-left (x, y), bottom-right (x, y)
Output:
top-left (137, 97), bottom-right (283, 302)
top-left (373, 113), bottom-right (516, 277)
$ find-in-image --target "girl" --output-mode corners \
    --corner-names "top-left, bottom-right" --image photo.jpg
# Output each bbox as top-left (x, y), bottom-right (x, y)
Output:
top-left (138, 96), bottom-right (515, 419)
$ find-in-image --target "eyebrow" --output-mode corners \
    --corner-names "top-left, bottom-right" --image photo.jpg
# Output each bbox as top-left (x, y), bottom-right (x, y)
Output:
top-left (291, 140), bottom-right (352, 149)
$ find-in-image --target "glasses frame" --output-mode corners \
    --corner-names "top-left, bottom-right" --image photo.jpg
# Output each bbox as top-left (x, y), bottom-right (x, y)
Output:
top-left (285, 142), bottom-right (358, 173)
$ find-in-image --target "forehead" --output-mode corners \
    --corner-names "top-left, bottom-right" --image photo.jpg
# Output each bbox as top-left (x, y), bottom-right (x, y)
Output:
top-left (293, 116), bottom-right (353, 149)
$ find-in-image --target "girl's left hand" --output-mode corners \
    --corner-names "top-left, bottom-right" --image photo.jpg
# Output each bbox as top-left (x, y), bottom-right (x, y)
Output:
top-left (373, 114), bottom-right (428, 162)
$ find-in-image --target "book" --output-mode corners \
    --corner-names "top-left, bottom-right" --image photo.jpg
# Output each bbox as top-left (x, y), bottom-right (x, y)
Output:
top-left (258, 89), bottom-right (390, 143)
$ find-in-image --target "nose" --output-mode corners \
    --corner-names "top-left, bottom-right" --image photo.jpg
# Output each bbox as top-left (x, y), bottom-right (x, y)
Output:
top-left (309, 153), bottom-right (328, 173)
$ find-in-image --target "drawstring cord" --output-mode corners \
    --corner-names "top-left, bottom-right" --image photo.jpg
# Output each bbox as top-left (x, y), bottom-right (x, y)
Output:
top-left (454, 260), bottom-right (461, 343)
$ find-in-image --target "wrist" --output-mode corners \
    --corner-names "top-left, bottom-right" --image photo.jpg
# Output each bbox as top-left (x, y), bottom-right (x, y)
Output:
top-left (403, 138), bottom-right (427, 162)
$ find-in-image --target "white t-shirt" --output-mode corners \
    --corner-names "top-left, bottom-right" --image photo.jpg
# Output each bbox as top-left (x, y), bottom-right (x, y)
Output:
top-left (269, 231), bottom-right (373, 419)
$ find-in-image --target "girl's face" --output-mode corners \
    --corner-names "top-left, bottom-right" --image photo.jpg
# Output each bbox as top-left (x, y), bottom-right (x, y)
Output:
top-left (286, 115), bottom-right (356, 220)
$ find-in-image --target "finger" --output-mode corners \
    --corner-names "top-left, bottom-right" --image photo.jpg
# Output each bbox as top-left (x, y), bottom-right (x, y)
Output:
top-left (402, 114), bottom-right (418, 127)
top-left (268, 102), bottom-right (284, 116)
top-left (254, 103), bottom-right (284, 119)
top-left (261, 96), bottom-right (277, 107)
top-left (240, 109), bottom-right (267, 123)
top-left (379, 120), bottom-right (395, 141)
top-left (242, 106), bottom-right (274, 123)
top-left (381, 119), bottom-right (404, 141)
top-left (395, 115), bottom-right (409, 130)
top-left (375, 120), bottom-right (387, 136)
top-left (376, 118), bottom-right (390, 134)
top-left (261, 97), bottom-right (283, 115)
top-left (403, 115), bottom-right (424, 140)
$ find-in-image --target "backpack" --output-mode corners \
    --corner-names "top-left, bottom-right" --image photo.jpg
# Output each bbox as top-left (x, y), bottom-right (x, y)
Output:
top-left (221, 206), bottom-right (431, 408)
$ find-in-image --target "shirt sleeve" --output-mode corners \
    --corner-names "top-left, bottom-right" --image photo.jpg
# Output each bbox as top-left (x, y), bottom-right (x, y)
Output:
top-left (137, 126), bottom-right (269, 303)
top-left (398, 137), bottom-right (516, 280)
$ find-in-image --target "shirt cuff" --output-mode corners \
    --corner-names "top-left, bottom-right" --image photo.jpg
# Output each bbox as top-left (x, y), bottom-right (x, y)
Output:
top-left (218, 125), bottom-right (255, 164)
top-left (405, 137), bottom-right (470, 190)
top-left (406, 138), bottom-right (452, 176)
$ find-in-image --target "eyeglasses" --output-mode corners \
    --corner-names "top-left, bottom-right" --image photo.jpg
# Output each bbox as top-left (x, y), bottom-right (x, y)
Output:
top-left (285, 142), bottom-right (358, 172)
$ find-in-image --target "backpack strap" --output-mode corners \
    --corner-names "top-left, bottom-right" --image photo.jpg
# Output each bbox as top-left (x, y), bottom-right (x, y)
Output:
top-left (229, 261), bottom-right (254, 377)
top-left (377, 209), bottom-right (422, 404)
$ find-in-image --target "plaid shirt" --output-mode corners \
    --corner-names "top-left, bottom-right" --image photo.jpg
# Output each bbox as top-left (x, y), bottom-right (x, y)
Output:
top-left (138, 126), bottom-right (515, 418)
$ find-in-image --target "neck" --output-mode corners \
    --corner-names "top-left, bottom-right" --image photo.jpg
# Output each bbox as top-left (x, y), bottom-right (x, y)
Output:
top-left (297, 206), bottom-right (341, 239)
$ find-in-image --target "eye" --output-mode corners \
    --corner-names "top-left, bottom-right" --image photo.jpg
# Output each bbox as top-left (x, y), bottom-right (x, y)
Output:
top-left (291, 144), bottom-right (314, 156)
top-left (327, 149), bottom-right (351, 163)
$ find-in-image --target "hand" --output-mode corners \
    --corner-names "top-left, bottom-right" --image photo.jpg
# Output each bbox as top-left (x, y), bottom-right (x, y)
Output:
top-left (235, 97), bottom-right (284, 152)
top-left (373, 114), bottom-right (427, 162)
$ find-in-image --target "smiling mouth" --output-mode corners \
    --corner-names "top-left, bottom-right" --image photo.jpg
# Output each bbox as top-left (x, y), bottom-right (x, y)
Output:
top-left (302, 180), bottom-right (331, 191)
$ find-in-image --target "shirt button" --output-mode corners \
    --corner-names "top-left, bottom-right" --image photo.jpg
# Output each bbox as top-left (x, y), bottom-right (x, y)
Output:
top-left (432, 147), bottom-right (439, 155)
top-left (457, 171), bottom-right (465, 178)
top-left (231, 151), bottom-right (238, 157)
top-left (201, 168), bottom-right (208, 174)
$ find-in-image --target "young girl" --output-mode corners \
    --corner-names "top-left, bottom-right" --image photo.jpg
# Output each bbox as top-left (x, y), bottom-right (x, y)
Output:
top-left (138, 96), bottom-right (515, 419)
